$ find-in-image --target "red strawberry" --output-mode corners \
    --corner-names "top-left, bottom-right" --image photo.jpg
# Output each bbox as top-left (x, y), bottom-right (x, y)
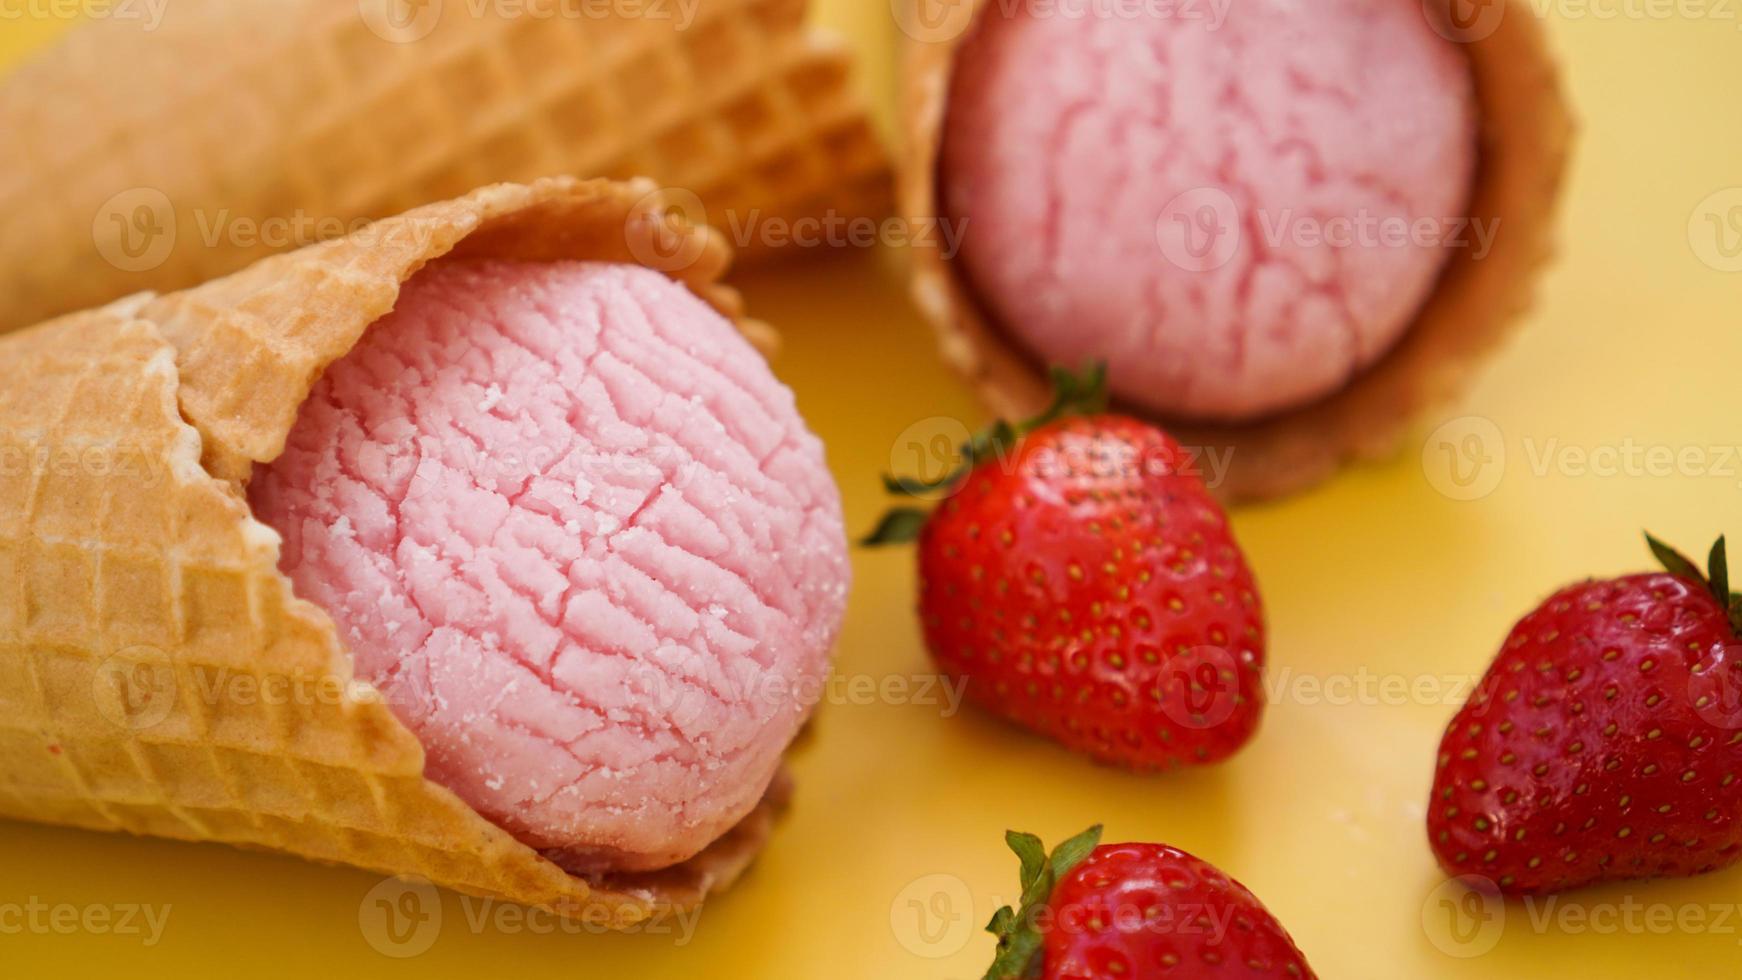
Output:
top-left (865, 367), bottom-right (1265, 769)
top-left (983, 826), bottom-right (1317, 979)
top-left (1428, 533), bottom-right (1742, 894)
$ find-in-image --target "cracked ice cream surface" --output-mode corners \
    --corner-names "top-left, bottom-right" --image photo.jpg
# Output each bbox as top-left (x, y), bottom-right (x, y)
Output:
top-left (250, 260), bottom-right (849, 873)
top-left (940, 0), bottom-right (1478, 421)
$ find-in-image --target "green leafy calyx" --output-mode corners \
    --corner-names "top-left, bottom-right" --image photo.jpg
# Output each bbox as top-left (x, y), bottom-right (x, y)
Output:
top-left (1646, 532), bottom-right (1742, 634)
top-left (859, 363), bottom-right (1108, 547)
top-left (982, 825), bottom-right (1104, 980)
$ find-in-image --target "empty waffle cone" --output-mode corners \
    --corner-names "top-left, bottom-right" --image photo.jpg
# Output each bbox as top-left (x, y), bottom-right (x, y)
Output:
top-left (0, 177), bottom-right (793, 926)
top-left (0, 0), bottom-right (890, 334)
top-left (896, 0), bottom-right (1573, 503)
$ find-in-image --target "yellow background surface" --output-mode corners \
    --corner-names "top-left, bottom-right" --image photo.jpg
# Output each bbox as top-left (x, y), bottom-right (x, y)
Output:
top-left (4, 4), bottom-right (1742, 978)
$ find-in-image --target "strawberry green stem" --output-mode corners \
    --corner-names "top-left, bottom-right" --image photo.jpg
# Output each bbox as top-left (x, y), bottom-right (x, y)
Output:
top-left (1645, 532), bottom-right (1742, 635)
top-left (983, 825), bottom-right (1103, 980)
top-left (861, 363), bottom-right (1108, 547)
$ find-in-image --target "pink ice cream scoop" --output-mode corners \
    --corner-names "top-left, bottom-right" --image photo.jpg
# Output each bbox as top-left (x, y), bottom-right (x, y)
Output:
top-left (940, 0), bottom-right (1478, 421)
top-left (249, 260), bottom-right (849, 874)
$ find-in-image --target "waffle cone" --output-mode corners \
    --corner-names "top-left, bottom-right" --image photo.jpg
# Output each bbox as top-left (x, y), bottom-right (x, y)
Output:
top-left (897, 0), bottom-right (1573, 502)
top-left (0, 0), bottom-right (890, 334)
top-left (0, 177), bottom-right (794, 926)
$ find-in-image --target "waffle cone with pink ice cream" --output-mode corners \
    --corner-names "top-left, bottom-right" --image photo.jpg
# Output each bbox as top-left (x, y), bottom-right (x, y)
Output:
top-left (898, 0), bottom-right (1573, 502)
top-left (0, 178), bottom-right (848, 924)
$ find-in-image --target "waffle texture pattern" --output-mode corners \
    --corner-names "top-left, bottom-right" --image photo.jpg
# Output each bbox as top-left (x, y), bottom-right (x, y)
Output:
top-left (0, 0), bottom-right (891, 332)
